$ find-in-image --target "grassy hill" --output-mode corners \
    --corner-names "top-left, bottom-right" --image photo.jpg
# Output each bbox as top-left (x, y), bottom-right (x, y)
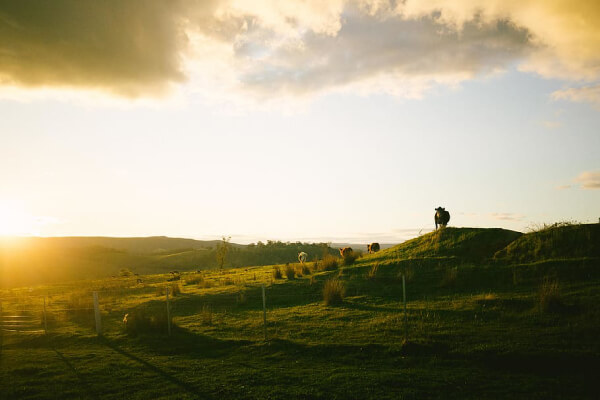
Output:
top-left (367, 227), bottom-right (522, 262)
top-left (0, 237), bottom-right (337, 288)
top-left (1, 225), bottom-right (599, 399)
top-left (494, 223), bottom-right (600, 262)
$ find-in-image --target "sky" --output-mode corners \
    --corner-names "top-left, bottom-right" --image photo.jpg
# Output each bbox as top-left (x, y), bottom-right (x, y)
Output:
top-left (0, 0), bottom-right (599, 244)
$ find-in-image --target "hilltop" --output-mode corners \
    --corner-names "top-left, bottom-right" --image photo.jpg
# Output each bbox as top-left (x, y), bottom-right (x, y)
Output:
top-left (367, 227), bottom-right (522, 262)
top-left (494, 223), bottom-right (600, 262)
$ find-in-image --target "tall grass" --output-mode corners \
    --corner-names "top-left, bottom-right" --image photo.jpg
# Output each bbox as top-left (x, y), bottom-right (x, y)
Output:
top-left (323, 279), bottom-right (345, 306)
top-left (319, 255), bottom-right (339, 271)
top-left (285, 264), bottom-right (296, 280)
top-left (538, 277), bottom-right (562, 313)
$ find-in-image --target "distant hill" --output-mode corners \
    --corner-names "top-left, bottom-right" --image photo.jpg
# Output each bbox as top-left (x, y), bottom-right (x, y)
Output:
top-left (367, 227), bottom-right (523, 262)
top-left (494, 223), bottom-right (600, 262)
top-left (0, 236), bottom-right (335, 288)
top-left (5, 236), bottom-right (229, 254)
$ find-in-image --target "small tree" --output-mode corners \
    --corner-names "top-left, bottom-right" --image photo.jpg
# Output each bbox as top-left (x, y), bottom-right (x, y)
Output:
top-left (216, 236), bottom-right (231, 270)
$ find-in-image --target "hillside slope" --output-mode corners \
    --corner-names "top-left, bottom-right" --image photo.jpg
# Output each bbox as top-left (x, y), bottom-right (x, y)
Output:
top-left (367, 227), bottom-right (522, 262)
top-left (494, 223), bottom-right (600, 262)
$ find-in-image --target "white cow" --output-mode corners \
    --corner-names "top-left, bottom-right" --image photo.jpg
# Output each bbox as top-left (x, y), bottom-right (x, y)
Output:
top-left (298, 252), bottom-right (308, 264)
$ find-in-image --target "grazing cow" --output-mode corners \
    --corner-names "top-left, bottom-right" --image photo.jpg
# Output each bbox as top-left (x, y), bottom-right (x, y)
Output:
top-left (367, 243), bottom-right (381, 254)
top-left (339, 247), bottom-right (353, 257)
top-left (298, 252), bottom-right (308, 264)
top-left (435, 207), bottom-right (450, 229)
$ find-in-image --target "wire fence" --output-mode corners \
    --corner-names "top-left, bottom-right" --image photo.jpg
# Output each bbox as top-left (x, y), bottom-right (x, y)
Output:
top-left (1, 272), bottom-right (410, 349)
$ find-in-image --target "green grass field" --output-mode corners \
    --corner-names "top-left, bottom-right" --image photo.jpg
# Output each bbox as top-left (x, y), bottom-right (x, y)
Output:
top-left (1, 225), bottom-right (599, 399)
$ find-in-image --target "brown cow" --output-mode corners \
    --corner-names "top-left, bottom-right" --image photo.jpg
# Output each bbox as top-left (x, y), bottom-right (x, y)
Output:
top-left (339, 247), bottom-right (353, 257)
top-left (367, 243), bottom-right (380, 253)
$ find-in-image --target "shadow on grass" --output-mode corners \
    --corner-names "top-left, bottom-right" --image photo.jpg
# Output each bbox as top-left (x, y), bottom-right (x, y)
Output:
top-left (99, 335), bottom-right (215, 399)
top-left (52, 347), bottom-right (101, 400)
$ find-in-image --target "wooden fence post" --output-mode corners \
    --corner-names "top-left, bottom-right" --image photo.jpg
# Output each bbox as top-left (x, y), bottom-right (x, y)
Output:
top-left (402, 274), bottom-right (407, 341)
top-left (166, 287), bottom-right (172, 337)
top-left (43, 296), bottom-right (48, 335)
top-left (93, 291), bottom-right (102, 336)
top-left (262, 285), bottom-right (267, 342)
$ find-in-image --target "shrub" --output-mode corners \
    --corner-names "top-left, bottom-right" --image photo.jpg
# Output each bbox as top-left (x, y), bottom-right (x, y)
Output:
top-left (186, 274), bottom-right (204, 285)
top-left (320, 255), bottom-right (339, 271)
top-left (343, 250), bottom-right (361, 266)
top-left (285, 264), bottom-right (296, 280)
top-left (538, 277), bottom-right (562, 313)
top-left (123, 309), bottom-right (170, 336)
top-left (200, 304), bottom-right (213, 325)
top-left (222, 277), bottom-right (234, 286)
top-left (273, 266), bottom-right (283, 279)
top-left (323, 279), bottom-right (345, 306)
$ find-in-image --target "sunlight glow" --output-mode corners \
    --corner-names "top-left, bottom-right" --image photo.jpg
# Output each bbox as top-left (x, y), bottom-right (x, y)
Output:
top-left (0, 201), bottom-right (48, 236)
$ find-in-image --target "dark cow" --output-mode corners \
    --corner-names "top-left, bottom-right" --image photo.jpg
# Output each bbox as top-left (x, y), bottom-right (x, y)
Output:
top-left (367, 243), bottom-right (380, 254)
top-left (435, 207), bottom-right (450, 229)
top-left (339, 247), bottom-right (353, 257)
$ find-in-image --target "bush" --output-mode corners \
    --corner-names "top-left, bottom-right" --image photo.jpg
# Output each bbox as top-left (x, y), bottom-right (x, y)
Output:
top-left (538, 277), bottom-right (562, 312)
top-left (186, 274), bottom-right (204, 285)
top-left (123, 309), bottom-right (170, 336)
top-left (323, 279), bottom-right (345, 306)
top-left (285, 264), bottom-right (296, 280)
top-left (343, 250), bottom-right (360, 266)
top-left (319, 255), bottom-right (339, 271)
top-left (273, 266), bottom-right (283, 279)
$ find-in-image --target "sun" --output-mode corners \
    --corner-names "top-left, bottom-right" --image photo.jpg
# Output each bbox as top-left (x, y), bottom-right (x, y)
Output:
top-left (0, 201), bottom-right (40, 236)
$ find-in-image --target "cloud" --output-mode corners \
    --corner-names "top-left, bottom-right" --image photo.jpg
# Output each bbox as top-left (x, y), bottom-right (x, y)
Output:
top-left (552, 85), bottom-right (600, 109)
top-left (541, 120), bottom-right (562, 129)
top-left (0, 0), bottom-right (599, 100)
top-left (490, 212), bottom-right (526, 221)
top-left (574, 171), bottom-right (600, 189)
top-left (0, 0), bottom-right (219, 97)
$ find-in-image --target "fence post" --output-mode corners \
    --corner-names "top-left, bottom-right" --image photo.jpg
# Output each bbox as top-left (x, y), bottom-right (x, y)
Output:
top-left (402, 274), bottom-right (407, 341)
top-left (93, 291), bottom-right (102, 336)
top-left (43, 296), bottom-right (48, 335)
top-left (166, 287), bottom-right (172, 337)
top-left (261, 285), bottom-right (267, 342)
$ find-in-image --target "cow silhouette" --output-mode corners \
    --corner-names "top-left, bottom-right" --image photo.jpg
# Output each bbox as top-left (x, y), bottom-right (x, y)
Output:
top-left (435, 207), bottom-right (450, 229)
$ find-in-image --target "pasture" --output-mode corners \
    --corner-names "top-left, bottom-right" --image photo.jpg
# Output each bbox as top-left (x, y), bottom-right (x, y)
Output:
top-left (1, 226), bottom-right (599, 399)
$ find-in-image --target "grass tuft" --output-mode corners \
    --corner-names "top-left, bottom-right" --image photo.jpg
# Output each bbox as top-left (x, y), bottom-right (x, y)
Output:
top-left (285, 264), bottom-right (296, 280)
top-left (538, 277), bottom-right (562, 313)
top-left (319, 255), bottom-right (339, 271)
top-left (323, 279), bottom-right (345, 306)
top-left (273, 266), bottom-right (283, 280)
